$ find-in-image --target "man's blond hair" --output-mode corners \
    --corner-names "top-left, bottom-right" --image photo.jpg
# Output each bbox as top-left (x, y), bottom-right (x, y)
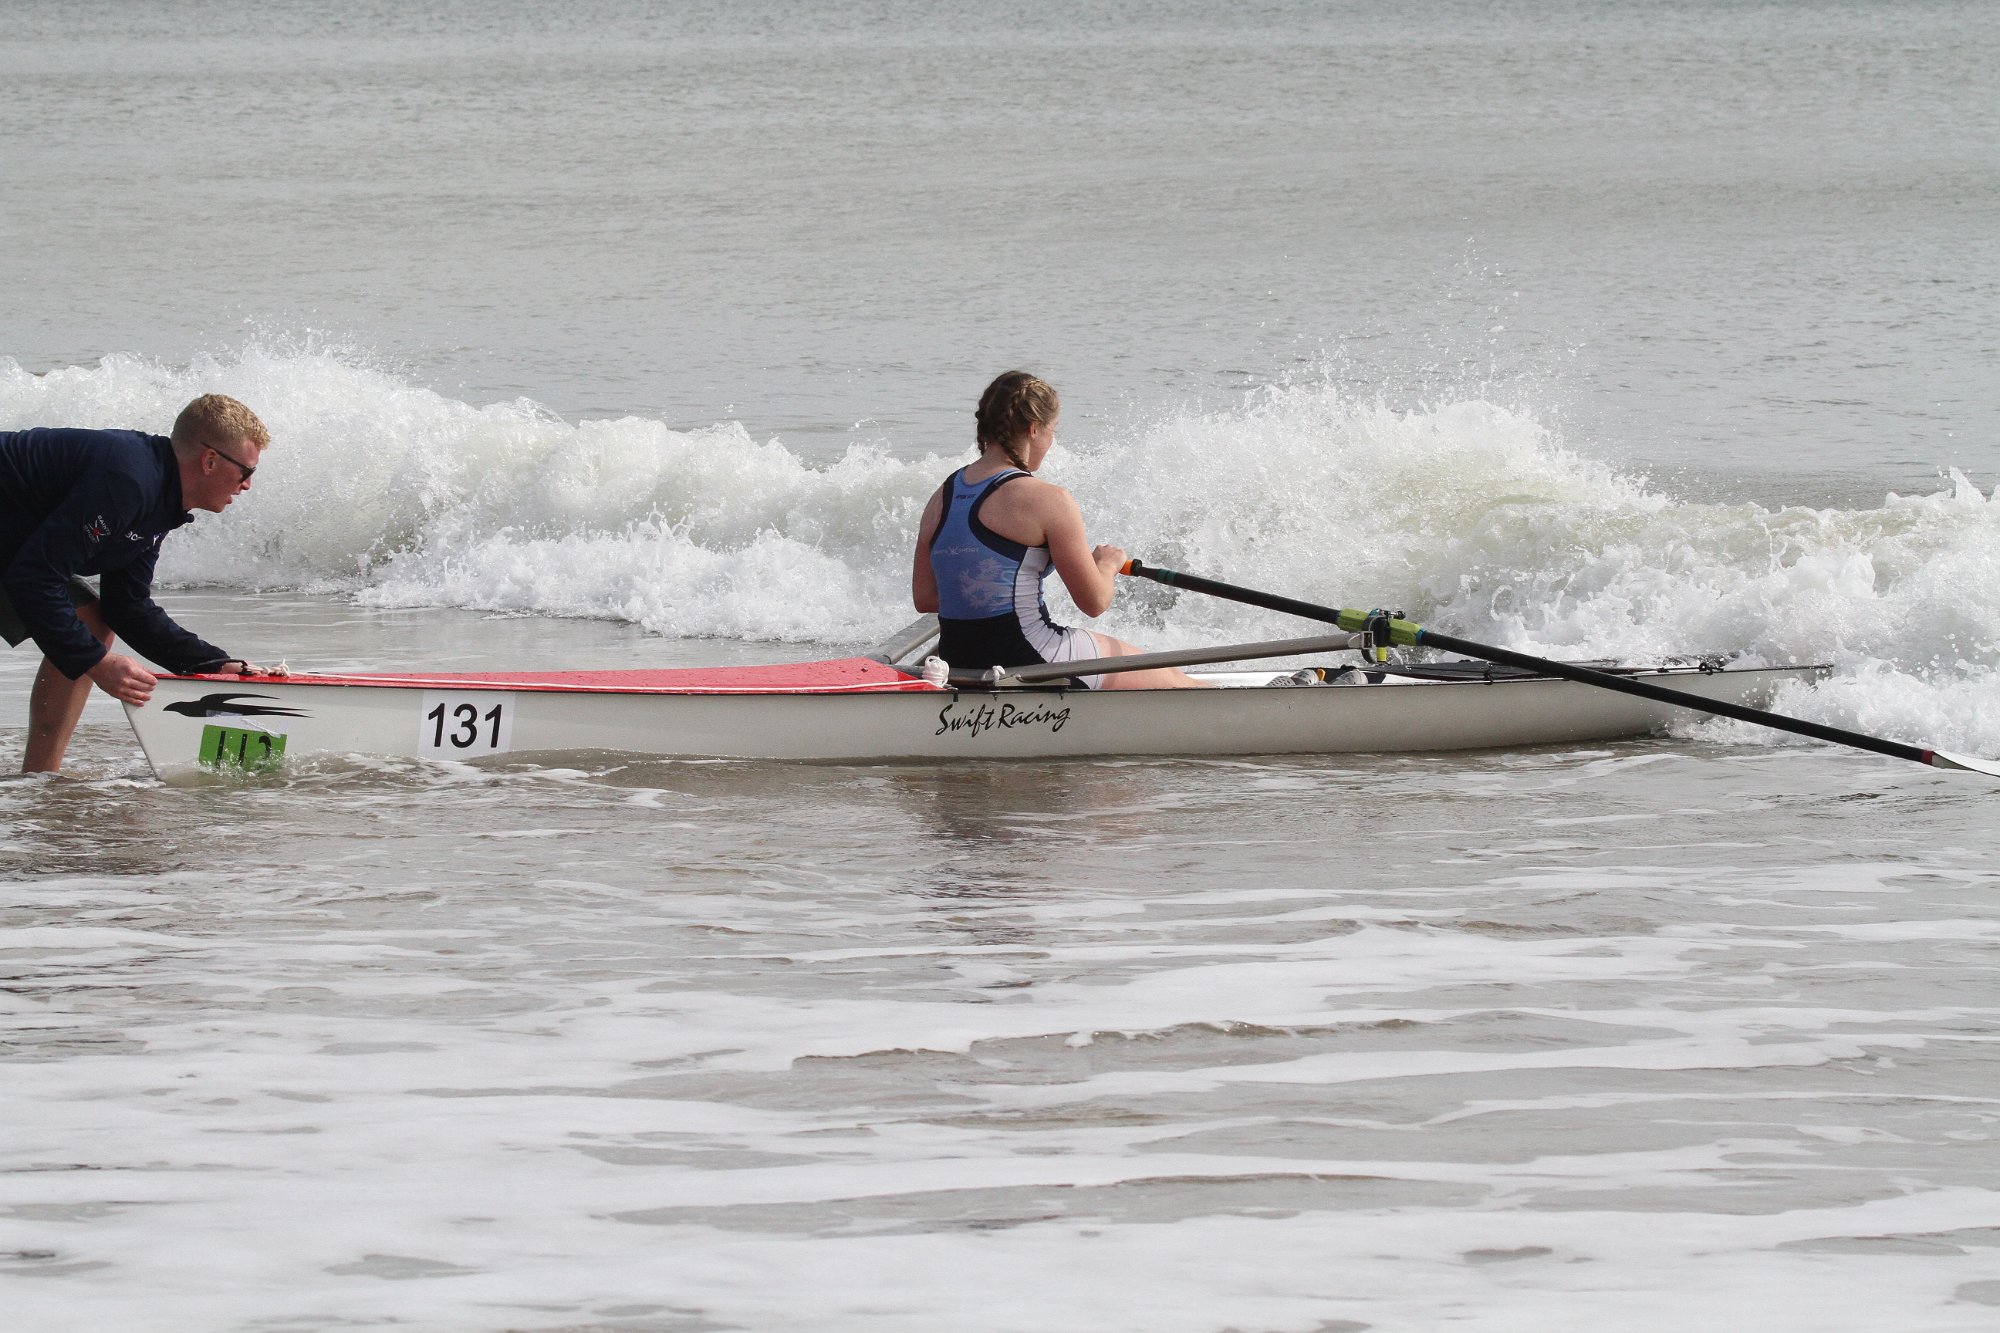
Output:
top-left (171, 394), bottom-right (270, 456)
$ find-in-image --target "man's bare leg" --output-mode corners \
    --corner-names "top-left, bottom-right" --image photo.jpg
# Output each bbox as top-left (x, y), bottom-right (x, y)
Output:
top-left (22, 606), bottom-right (113, 773)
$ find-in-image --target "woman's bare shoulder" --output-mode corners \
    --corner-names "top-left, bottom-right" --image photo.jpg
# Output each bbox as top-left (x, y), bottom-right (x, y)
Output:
top-left (1003, 473), bottom-right (1074, 505)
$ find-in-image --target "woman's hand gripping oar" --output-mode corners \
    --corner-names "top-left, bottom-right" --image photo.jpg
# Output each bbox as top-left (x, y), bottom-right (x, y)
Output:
top-left (1119, 559), bottom-right (2000, 778)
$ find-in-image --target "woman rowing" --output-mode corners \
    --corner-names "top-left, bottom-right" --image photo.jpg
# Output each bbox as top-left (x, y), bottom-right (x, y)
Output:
top-left (912, 371), bottom-right (1206, 689)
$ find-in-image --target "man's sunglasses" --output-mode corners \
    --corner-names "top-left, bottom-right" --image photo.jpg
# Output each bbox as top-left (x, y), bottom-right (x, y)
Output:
top-left (207, 444), bottom-right (257, 483)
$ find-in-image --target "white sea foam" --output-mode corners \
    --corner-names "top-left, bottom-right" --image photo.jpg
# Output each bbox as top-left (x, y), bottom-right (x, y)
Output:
top-left (5, 345), bottom-right (1996, 751)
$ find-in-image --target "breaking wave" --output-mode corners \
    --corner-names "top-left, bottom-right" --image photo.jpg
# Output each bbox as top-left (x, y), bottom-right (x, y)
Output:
top-left (5, 342), bottom-right (1994, 751)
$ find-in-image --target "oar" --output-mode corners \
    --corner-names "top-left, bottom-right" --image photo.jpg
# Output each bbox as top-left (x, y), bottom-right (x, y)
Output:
top-left (1121, 559), bottom-right (2000, 778)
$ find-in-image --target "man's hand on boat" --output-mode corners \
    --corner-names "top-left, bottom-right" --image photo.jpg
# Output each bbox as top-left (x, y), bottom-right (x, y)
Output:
top-left (216, 658), bottom-right (290, 678)
top-left (87, 652), bottom-right (157, 706)
top-left (99, 655), bottom-right (288, 708)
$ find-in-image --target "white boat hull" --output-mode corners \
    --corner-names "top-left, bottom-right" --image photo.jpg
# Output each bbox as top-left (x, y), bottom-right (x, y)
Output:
top-left (122, 659), bottom-right (1825, 779)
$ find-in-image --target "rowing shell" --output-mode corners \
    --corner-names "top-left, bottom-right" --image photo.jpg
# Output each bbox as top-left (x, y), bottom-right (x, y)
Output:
top-left (120, 652), bottom-right (1825, 779)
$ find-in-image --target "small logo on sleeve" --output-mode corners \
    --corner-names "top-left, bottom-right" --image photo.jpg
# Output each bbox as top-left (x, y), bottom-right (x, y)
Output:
top-left (83, 515), bottom-right (110, 543)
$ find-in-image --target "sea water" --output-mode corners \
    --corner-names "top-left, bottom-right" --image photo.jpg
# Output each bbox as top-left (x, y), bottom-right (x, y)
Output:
top-left (4, 2), bottom-right (1999, 1330)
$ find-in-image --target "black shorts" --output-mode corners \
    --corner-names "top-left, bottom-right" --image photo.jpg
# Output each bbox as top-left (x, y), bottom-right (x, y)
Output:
top-left (0, 576), bottom-right (99, 648)
top-left (937, 612), bottom-right (1102, 689)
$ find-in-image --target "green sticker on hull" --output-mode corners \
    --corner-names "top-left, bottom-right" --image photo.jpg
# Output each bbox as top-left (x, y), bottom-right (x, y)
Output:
top-left (199, 724), bottom-right (288, 769)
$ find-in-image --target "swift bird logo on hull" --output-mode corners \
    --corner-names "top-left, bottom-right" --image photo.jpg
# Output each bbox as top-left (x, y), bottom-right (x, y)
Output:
top-left (164, 693), bottom-right (310, 720)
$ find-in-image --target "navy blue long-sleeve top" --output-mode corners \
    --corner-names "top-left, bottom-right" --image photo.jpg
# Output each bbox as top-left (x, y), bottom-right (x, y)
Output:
top-left (0, 428), bottom-right (231, 679)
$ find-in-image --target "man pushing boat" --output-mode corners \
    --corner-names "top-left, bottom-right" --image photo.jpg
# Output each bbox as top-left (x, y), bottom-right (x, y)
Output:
top-left (1, 394), bottom-right (287, 773)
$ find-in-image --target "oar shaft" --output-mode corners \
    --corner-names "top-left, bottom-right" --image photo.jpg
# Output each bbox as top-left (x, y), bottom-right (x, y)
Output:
top-left (1414, 629), bottom-right (1930, 766)
top-left (1124, 560), bottom-right (1376, 633)
top-left (1122, 559), bottom-right (1944, 769)
top-left (1124, 559), bottom-right (1422, 643)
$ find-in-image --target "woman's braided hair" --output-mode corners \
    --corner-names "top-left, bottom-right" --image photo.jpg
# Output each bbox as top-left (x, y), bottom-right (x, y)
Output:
top-left (974, 371), bottom-right (1058, 472)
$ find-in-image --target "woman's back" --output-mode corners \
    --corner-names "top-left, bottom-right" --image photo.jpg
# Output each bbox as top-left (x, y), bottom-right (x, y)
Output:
top-left (911, 371), bottom-right (1207, 689)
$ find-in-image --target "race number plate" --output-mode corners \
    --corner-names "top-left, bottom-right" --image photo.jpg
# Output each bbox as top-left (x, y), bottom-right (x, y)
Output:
top-left (199, 724), bottom-right (288, 769)
top-left (418, 691), bottom-right (516, 758)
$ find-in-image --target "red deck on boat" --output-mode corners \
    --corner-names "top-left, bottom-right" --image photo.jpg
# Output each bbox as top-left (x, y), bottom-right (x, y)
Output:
top-left (172, 657), bottom-right (937, 695)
